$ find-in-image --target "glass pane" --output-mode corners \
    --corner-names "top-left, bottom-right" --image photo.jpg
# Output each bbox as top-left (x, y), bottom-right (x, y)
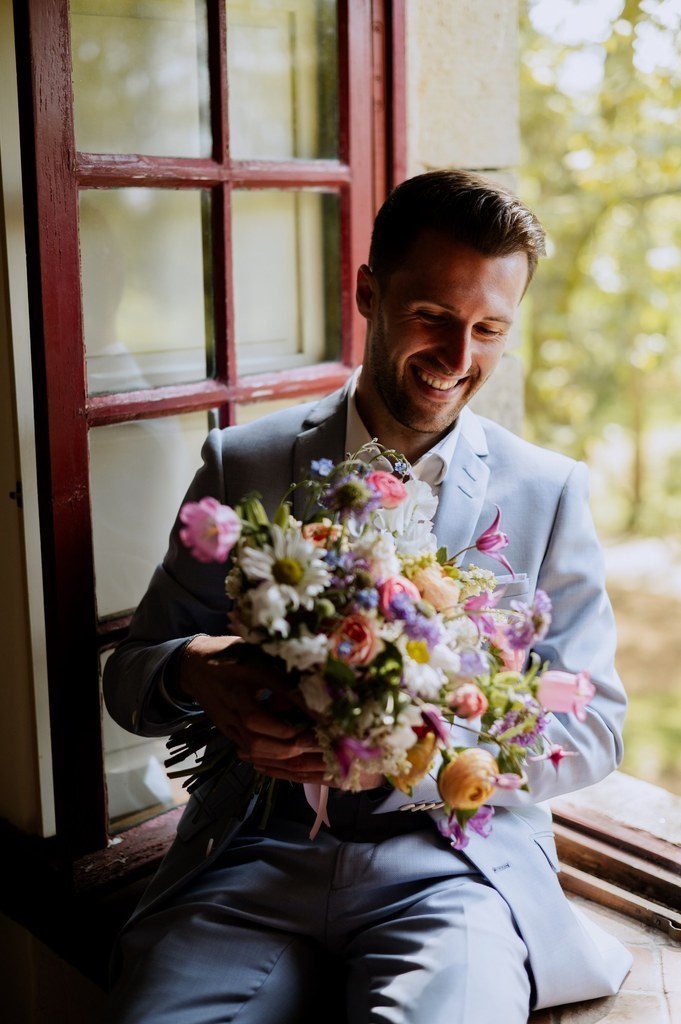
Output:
top-left (80, 189), bottom-right (213, 394)
top-left (235, 394), bottom-right (327, 425)
top-left (89, 411), bottom-right (212, 618)
top-left (101, 651), bottom-right (187, 827)
top-left (70, 0), bottom-right (210, 157)
top-left (227, 0), bottom-right (338, 159)
top-left (232, 190), bottom-right (341, 375)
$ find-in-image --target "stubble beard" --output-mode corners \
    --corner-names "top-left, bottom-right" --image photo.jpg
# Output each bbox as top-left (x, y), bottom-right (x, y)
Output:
top-left (368, 310), bottom-right (481, 437)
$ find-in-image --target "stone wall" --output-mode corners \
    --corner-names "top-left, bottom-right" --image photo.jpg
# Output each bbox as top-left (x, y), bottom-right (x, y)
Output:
top-left (405, 0), bottom-right (524, 435)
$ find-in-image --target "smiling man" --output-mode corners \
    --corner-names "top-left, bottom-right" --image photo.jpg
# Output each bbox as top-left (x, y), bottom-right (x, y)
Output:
top-left (103, 170), bottom-right (631, 1024)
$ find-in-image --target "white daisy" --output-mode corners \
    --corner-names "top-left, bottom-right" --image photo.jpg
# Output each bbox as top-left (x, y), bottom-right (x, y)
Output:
top-left (238, 524), bottom-right (331, 612)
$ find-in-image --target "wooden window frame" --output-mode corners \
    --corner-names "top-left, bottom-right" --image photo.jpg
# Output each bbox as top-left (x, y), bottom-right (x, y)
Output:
top-left (13, 0), bottom-right (407, 859)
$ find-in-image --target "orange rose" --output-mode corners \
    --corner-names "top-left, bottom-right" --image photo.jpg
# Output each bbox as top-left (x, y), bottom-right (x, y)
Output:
top-left (301, 519), bottom-right (343, 547)
top-left (413, 564), bottom-right (462, 612)
top-left (330, 613), bottom-right (381, 665)
top-left (391, 732), bottom-right (438, 794)
top-left (438, 748), bottom-right (498, 809)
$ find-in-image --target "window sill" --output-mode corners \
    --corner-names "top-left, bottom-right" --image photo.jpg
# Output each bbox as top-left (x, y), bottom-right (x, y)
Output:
top-left (2, 772), bottom-right (679, 993)
top-left (550, 771), bottom-right (681, 937)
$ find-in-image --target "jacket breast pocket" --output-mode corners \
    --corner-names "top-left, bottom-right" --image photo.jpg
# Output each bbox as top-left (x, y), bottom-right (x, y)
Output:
top-left (493, 573), bottom-right (530, 608)
top-left (532, 830), bottom-right (561, 873)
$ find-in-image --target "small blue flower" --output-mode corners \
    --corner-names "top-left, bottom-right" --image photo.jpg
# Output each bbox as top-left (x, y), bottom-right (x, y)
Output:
top-left (310, 458), bottom-right (335, 478)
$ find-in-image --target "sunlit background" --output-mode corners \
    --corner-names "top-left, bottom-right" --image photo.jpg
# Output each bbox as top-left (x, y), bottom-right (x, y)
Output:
top-left (520, 0), bottom-right (681, 794)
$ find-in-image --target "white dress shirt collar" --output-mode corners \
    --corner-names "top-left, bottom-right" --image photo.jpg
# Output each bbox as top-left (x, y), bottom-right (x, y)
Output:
top-left (344, 367), bottom-right (461, 493)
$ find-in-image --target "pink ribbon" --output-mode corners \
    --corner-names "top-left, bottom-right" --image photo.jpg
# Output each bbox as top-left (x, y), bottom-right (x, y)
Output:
top-left (303, 782), bottom-right (330, 840)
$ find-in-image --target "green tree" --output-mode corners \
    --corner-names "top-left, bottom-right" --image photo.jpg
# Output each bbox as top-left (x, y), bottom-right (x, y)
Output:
top-left (520, 0), bottom-right (681, 536)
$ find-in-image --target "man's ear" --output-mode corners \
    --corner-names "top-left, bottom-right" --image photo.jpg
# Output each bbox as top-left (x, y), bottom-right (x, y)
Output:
top-left (355, 264), bottom-right (378, 319)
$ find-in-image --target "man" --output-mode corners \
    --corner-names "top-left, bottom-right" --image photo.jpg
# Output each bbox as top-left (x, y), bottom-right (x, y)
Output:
top-left (103, 170), bottom-right (631, 1023)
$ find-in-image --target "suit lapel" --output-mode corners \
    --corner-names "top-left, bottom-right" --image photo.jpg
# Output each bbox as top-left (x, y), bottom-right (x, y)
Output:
top-left (433, 409), bottom-right (490, 558)
top-left (291, 388), bottom-right (348, 520)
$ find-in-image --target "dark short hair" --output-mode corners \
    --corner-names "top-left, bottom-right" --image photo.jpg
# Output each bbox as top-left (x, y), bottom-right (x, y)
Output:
top-left (368, 169), bottom-right (546, 290)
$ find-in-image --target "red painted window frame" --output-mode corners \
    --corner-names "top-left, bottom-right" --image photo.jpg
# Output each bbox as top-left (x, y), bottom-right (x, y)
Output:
top-left (14, 0), bottom-right (406, 857)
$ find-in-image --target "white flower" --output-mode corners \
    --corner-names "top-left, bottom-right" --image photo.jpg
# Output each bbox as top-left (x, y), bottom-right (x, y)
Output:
top-left (245, 582), bottom-right (290, 636)
top-left (376, 478), bottom-right (438, 532)
top-left (238, 525), bottom-right (330, 612)
top-left (402, 657), bottom-right (444, 700)
top-left (350, 529), bottom-right (400, 581)
top-left (264, 628), bottom-right (329, 673)
top-left (374, 478), bottom-right (438, 556)
top-left (298, 672), bottom-right (333, 714)
top-left (429, 643), bottom-right (462, 678)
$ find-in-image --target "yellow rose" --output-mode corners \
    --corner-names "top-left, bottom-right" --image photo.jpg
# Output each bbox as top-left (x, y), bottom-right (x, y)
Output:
top-left (438, 748), bottom-right (498, 809)
top-left (391, 732), bottom-right (438, 794)
top-left (413, 564), bottom-right (462, 613)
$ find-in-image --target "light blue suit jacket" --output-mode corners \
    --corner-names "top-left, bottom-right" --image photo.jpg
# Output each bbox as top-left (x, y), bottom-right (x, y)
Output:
top-left (103, 385), bottom-right (632, 1009)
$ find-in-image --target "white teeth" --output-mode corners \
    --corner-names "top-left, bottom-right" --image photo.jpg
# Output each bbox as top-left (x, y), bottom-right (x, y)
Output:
top-left (416, 367), bottom-right (458, 391)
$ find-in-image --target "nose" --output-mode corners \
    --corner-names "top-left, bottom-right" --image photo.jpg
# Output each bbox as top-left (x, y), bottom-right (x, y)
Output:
top-left (436, 323), bottom-right (473, 378)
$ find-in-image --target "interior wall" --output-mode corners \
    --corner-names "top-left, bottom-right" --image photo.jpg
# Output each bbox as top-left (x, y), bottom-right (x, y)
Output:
top-left (0, 0), bottom-right (49, 835)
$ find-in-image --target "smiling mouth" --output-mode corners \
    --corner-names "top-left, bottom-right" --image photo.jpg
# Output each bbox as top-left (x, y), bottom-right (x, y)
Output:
top-left (414, 366), bottom-right (464, 392)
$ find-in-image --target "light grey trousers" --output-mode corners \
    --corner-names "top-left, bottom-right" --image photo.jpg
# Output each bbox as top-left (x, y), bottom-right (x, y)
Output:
top-left (105, 818), bottom-right (532, 1024)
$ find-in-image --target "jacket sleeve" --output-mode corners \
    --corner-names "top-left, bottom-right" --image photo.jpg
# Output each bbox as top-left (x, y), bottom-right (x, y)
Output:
top-left (377, 460), bottom-right (627, 814)
top-left (491, 459), bottom-right (627, 805)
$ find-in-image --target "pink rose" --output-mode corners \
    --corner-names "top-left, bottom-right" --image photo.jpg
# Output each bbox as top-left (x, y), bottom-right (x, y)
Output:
top-left (379, 575), bottom-right (421, 619)
top-left (490, 630), bottom-right (527, 672)
top-left (537, 670), bottom-right (595, 722)
top-left (366, 471), bottom-right (408, 509)
top-left (331, 613), bottom-right (381, 665)
top-left (413, 564), bottom-right (462, 612)
top-left (448, 683), bottom-right (489, 719)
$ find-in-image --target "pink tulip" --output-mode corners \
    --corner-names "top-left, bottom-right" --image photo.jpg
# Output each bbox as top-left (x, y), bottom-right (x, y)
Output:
top-left (474, 505), bottom-right (514, 577)
top-left (537, 670), bottom-right (595, 722)
top-left (179, 497), bottom-right (241, 563)
top-left (529, 743), bottom-right (578, 774)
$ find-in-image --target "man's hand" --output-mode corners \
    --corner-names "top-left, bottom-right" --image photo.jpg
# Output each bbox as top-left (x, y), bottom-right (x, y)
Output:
top-left (179, 634), bottom-right (384, 790)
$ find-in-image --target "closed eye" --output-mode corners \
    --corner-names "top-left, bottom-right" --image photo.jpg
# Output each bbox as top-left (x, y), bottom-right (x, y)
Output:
top-left (417, 310), bottom-right (448, 324)
top-left (476, 324), bottom-right (506, 338)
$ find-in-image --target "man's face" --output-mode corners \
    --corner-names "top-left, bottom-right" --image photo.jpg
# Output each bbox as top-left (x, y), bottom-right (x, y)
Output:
top-left (355, 229), bottom-right (529, 461)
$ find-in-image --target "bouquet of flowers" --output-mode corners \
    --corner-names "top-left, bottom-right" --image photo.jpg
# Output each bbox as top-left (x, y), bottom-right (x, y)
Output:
top-left (165, 443), bottom-right (594, 848)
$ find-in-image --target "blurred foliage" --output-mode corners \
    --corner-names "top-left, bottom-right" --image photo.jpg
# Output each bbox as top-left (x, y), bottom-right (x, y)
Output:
top-left (519, 0), bottom-right (681, 538)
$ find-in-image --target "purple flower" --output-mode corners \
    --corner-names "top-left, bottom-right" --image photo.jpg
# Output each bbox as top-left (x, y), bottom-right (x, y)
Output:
top-left (468, 804), bottom-right (495, 838)
top-left (464, 589), bottom-right (502, 637)
top-left (179, 497), bottom-right (241, 563)
top-left (322, 474), bottom-right (381, 520)
top-left (421, 705), bottom-right (450, 745)
top-left (390, 592), bottom-right (442, 647)
top-left (354, 588), bottom-right (379, 610)
top-left (438, 805), bottom-right (495, 850)
top-left (474, 506), bottom-right (514, 577)
top-left (504, 590), bottom-right (552, 650)
top-left (458, 649), bottom-right (489, 678)
top-left (333, 737), bottom-right (383, 780)
top-left (489, 698), bottom-right (548, 747)
top-left (438, 816), bottom-right (469, 849)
